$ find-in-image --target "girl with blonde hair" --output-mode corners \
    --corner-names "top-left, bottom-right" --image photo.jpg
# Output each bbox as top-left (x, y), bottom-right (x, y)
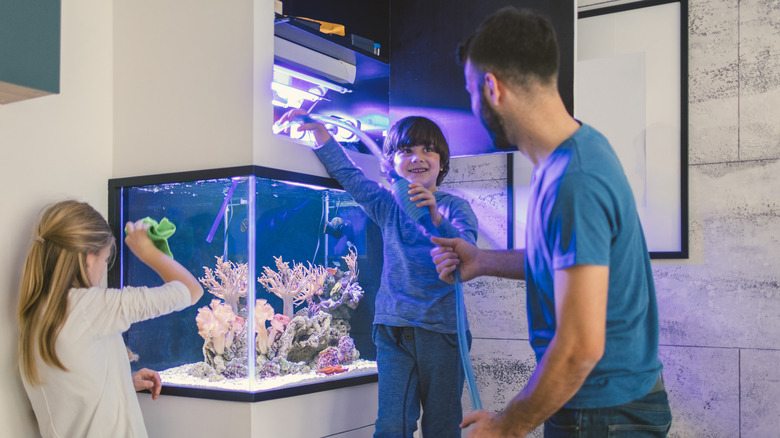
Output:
top-left (18, 200), bottom-right (203, 438)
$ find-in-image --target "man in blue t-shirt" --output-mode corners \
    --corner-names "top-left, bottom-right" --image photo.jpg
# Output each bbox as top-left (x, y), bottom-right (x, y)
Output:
top-left (431, 7), bottom-right (672, 437)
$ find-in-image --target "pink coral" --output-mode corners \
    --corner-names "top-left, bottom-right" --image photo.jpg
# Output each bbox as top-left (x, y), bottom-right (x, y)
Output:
top-left (254, 299), bottom-right (275, 354)
top-left (267, 314), bottom-right (290, 350)
top-left (195, 299), bottom-right (244, 355)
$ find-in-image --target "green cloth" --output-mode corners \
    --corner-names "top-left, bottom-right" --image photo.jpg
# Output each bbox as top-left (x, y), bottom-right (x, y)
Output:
top-left (130, 217), bottom-right (176, 259)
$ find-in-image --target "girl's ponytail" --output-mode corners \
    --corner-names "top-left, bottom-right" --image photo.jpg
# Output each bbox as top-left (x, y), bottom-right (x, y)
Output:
top-left (18, 201), bottom-right (115, 385)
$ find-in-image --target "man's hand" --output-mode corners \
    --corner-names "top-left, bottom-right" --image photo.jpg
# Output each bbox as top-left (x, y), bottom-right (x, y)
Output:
top-left (430, 236), bottom-right (481, 283)
top-left (462, 410), bottom-right (526, 437)
top-left (132, 368), bottom-right (162, 400)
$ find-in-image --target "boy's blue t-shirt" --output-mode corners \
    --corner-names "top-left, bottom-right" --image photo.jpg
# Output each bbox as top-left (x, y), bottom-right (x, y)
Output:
top-left (315, 139), bottom-right (478, 334)
top-left (525, 124), bottom-right (663, 408)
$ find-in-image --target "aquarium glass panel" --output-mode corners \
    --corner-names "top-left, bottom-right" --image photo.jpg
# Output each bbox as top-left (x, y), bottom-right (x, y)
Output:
top-left (109, 167), bottom-right (379, 400)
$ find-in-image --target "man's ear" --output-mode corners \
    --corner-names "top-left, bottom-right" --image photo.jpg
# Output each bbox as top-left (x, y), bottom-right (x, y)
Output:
top-left (483, 72), bottom-right (501, 104)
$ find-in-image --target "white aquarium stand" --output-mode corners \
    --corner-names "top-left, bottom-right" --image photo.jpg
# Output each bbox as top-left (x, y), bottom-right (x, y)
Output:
top-left (138, 379), bottom-right (378, 438)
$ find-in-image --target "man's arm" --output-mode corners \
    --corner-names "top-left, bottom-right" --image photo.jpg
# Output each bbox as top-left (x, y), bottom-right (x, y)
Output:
top-left (430, 237), bottom-right (526, 282)
top-left (464, 264), bottom-right (608, 436)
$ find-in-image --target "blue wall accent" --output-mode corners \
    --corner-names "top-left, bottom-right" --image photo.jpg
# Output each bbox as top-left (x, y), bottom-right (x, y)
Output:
top-left (0, 0), bottom-right (60, 94)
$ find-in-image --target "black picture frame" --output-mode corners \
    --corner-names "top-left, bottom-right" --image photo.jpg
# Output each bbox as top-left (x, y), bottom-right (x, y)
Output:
top-left (510, 0), bottom-right (689, 259)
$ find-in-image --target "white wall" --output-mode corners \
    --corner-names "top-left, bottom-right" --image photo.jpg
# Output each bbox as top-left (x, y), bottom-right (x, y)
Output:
top-left (0, 0), bottom-right (114, 435)
top-left (112, 0), bottom-right (332, 179)
top-left (113, 0), bottom-right (255, 177)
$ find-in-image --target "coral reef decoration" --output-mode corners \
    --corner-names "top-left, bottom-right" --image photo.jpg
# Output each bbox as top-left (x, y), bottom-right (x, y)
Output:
top-left (342, 246), bottom-right (359, 277)
top-left (254, 299), bottom-right (275, 355)
top-left (276, 311), bottom-right (345, 363)
top-left (196, 299), bottom-right (245, 355)
top-left (258, 256), bottom-right (317, 318)
top-left (307, 248), bottom-right (364, 319)
top-left (304, 264), bottom-right (328, 302)
top-left (316, 346), bottom-right (342, 369)
top-left (189, 252), bottom-right (367, 382)
top-left (338, 336), bottom-right (359, 365)
top-left (267, 314), bottom-right (290, 352)
top-left (199, 256), bottom-right (248, 314)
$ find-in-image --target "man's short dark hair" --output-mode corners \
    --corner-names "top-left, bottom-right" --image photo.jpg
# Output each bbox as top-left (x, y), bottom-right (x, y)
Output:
top-left (457, 7), bottom-right (560, 89)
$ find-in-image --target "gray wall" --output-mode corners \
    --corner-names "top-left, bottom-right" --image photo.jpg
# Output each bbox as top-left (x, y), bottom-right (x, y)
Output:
top-left (447, 0), bottom-right (780, 435)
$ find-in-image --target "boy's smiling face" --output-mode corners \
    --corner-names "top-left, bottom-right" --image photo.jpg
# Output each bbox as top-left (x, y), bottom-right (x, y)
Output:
top-left (392, 144), bottom-right (441, 191)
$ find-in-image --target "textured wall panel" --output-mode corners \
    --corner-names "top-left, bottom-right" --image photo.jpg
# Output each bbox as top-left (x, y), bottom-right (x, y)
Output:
top-left (660, 345), bottom-right (740, 437)
top-left (688, 0), bottom-right (740, 165)
top-left (741, 349), bottom-right (780, 436)
top-left (738, 0), bottom-right (780, 161)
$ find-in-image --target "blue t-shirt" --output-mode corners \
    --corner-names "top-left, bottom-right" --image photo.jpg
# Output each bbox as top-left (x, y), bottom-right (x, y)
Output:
top-left (525, 124), bottom-right (662, 408)
top-left (315, 139), bottom-right (478, 334)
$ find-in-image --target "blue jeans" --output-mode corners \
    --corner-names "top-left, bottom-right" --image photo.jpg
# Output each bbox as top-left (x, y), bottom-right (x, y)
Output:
top-left (544, 387), bottom-right (672, 437)
top-left (372, 324), bottom-right (469, 438)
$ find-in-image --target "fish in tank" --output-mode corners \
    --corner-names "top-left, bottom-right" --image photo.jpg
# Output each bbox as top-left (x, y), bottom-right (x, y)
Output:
top-left (108, 167), bottom-right (381, 398)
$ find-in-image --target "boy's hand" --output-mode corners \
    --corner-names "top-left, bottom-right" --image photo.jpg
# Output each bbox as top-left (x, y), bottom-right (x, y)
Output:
top-left (379, 159), bottom-right (396, 183)
top-left (274, 109), bottom-right (332, 146)
top-left (409, 183), bottom-right (443, 226)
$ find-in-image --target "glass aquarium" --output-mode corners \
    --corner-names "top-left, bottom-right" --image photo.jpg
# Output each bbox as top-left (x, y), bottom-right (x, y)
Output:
top-left (108, 166), bottom-right (380, 401)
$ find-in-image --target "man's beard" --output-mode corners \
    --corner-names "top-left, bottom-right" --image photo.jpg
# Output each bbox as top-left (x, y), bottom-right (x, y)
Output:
top-left (479, 88), bottom-right (515, 151)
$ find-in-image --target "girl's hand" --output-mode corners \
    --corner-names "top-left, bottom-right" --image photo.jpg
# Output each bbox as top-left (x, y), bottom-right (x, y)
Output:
top-left (408, 183), bottom-right (443, 226)
top-left (124, 220), bottom-right (156, 261)
top-left (274, 109), bottom-right (332, 146)
top-left (125, 220), bottom-right (204, 305)
top-left (132, 368), bottom-right (162, 400)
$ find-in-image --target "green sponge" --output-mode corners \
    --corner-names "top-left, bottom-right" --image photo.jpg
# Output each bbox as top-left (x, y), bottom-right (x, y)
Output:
top-left (128, 217), bottom-right (176, 259)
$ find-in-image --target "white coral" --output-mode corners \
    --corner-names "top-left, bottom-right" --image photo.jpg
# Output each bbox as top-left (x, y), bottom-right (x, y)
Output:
top-left (257, 256), bottom-right (311, 318)
top-left (199, 256), bottom-right (248, 314)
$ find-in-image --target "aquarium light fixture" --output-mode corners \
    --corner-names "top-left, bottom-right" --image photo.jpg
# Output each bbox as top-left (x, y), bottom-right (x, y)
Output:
top-left (273, 64), bottom-right (351, 95)
top-left (274, 36), bottom-right (357, 87)
top-left (327, 115), bottom-right (360, 143)
top-left (271, 81), bottom-right (324, 109)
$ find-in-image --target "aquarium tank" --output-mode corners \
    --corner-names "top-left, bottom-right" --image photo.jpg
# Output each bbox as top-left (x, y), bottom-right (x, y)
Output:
top-left (108, 166), bottom-right (381, 401)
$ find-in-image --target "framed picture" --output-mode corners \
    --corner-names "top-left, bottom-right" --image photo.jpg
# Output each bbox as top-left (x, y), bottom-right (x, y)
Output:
top-left (511, 0), bottom-right (689, 259)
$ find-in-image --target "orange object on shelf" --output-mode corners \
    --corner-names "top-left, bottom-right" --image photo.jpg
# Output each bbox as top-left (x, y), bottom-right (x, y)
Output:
top-left (297, 17), bottom-right (346, 36)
